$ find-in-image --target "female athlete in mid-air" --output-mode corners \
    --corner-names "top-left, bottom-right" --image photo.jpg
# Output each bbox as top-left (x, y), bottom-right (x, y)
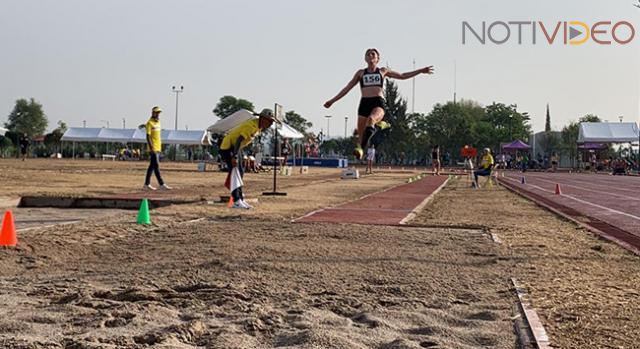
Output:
top-left (324, 48), bottom-right (434, 159)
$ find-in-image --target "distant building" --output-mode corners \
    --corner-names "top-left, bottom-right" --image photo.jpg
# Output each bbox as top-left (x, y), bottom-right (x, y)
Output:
top-left (529, 131), bottom-right (572, 168)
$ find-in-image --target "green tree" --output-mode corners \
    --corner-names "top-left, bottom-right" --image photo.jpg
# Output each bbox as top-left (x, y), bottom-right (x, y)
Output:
top-left (213, 96), bottom-right (255, 119)
top-left (559, 115), bottom-right (601, 168)
top-left (484, 102), bottom-right (531, 146)
top-left (412, 100), bottom-right (531, 162)
top-left (284, 111), bottom-right (312, 133)
top-left (5, 98), bottom-right (48, 137)
top-left (545, 103), bottom-right (551, 132)
top-left (579, 114), bottom-right (601, 123)
top-left (44, 120), bottom-right (68, 154)
top-left (380, 80), bottom-right (416, 162)
top-left (561, 121), bottom-right (579, 168)
top-left (413, 100), bottom-right (482, 162)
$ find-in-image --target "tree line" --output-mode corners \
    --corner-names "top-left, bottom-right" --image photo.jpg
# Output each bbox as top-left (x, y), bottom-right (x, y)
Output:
top-left (2, 88), bottom-right (612, 164)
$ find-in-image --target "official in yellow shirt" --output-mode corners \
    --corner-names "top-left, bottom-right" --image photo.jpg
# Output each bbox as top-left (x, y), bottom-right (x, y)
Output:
top-left (473, 148), bottom-right (494, 188)
top-left (220, 108), bottom-right (277, 208)
top-left (143, 106), bottom-right (171, 191)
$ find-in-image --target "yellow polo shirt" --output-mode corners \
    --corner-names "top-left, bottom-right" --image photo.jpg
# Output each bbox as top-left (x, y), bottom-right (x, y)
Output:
top-left (220, 119), bottom-right (260, 151)
top-left (145, 118), bottom-right (162, 152)
top-left (480, 154), bottom-right (494, 169)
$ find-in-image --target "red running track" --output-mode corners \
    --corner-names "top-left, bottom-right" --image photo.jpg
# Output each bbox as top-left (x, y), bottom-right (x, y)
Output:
top-left (295, 175), bottom-right (448, 225)
top-left (499, 171), bottom-right (640, 253)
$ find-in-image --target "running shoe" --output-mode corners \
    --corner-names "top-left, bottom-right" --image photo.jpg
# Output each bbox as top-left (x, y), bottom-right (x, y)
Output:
top-left (239, 199), bottom-right (253, 209)
top-left (231, 200), bottom-right (251, 209)
top-left (375, 120), bottom-right (391, 130)
top-left (142, 184), bottom-right (157, 191)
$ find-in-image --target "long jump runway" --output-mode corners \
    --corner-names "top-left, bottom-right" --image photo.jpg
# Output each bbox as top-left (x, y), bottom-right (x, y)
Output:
top-left (295, 175), bottom-right (448, 225)
top-left (499, 172), bottom-right (640, 253)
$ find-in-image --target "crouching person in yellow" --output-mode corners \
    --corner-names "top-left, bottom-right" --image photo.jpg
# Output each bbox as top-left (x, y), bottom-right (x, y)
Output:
top-left (220, 109), bottom-right (277, 209)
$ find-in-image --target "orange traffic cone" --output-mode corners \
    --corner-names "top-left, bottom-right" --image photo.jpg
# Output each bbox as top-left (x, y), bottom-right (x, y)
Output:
top-left (555, 183), bottom-right (562, 195)
top-left (0, 210), bottom-right (17, 247)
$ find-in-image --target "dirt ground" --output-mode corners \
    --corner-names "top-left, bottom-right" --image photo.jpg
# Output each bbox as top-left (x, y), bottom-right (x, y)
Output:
top-left (413, 176), bottom-right (640, 349)
top-left (0, 159), bottom-right (638, 348)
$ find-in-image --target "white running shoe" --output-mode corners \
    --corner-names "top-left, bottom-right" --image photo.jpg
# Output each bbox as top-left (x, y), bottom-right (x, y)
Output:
top-left (231, 200), bottom-right (251, 209)
top-left (239, 199), bottom-right (253, 209)
top-left (143, 184), bottom-right (157, 191)
top-left (159, 184), bottom-right (173, 190)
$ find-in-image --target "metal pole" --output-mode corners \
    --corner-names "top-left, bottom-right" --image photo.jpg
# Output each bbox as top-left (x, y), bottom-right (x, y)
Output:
top-left (325, 115), bottom-right (332, 139)
top-left (172, 86), bottom-right (184, 131)
top-left (123, 117), bottom-right (126, 129)
top-left (412, 59), bottom-right (415, 113)
top-left (453, 60), bottom-right (457, 104)
top-left (344, 116), bottom-right (348, 138)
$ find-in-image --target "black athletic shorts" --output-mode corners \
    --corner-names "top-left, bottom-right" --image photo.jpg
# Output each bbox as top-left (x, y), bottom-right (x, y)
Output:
top-left (358, 96), bottom-right (386, 117)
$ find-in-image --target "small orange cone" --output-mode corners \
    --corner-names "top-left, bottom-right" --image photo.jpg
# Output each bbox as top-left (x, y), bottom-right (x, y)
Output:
top-left (0, 210), bottom-right (17, 247)
top-left (227, 196), bottom-right (234, 208)
top-left (555, 183), bottom-right (562, 195)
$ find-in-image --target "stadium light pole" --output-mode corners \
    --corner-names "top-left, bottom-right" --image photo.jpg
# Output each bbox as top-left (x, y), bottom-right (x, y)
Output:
top-left (344, 116), bottom-right (348, 138)
top-left (122, 117), bottom-right (126, 129)
top-left (172, 85), bottom-right (184, 131)
top-left (325, 115), bottom-right (332, 139)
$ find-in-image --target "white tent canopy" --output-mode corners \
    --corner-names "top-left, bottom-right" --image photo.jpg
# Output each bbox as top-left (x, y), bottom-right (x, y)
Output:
top-left (578, 122), bottom-right (639, 143)
top-left (207, 109), bottom-right (256, 134)
top-left (0, 127), bottom-right (8, 136)
top-left (207, 109), bottom-right (304, 139)
top-left (274, 123), bottom-right (304, 139)
top-left (62, 128), bottom-right (211, 145)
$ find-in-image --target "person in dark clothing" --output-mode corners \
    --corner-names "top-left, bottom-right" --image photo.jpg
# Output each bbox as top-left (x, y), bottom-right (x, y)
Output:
top-left (18, 133), bottom-right (30, 161)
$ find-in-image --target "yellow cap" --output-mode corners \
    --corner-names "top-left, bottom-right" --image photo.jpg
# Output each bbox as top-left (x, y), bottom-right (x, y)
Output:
top-left (152, 106), bottom-right (162, 113)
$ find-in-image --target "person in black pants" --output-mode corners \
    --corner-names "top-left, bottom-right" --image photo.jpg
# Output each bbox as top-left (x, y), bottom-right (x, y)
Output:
top-left (143, 106), bottom-right (172, 191)
top-left (18, 133), bottom-right (30, 161)
top-left (219, 109), bottom-right (277, 209)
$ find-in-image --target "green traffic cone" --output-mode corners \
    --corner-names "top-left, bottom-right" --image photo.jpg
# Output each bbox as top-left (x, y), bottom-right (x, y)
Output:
top-left (137, 198), bottom-right (151, 225)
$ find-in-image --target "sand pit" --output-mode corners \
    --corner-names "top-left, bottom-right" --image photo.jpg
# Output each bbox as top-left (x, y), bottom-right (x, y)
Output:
top-left (3, 159), bottom-right (638, 348)
top-left (0, 159), bottom-right (518, 348)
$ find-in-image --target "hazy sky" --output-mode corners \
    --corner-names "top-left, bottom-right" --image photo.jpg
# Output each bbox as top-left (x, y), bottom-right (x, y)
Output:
top-left (1, 0), bottom-right (638, 136)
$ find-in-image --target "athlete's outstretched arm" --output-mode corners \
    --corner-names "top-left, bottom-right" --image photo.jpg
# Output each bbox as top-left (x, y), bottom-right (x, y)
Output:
top-left (324, 71), bottom-right (361, 108)
top-left (384, 66), bottom-right (434, 80)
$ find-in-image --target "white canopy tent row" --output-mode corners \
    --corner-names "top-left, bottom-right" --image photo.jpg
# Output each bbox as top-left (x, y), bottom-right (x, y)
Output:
top-left (207, 109), bottom-right (304, 139)
top-left (62, 128), bottom-right (211, 145)
top-left (578, 122), bottom-right (639, 143)
top-left (61, 127), bottom-right (211, 159)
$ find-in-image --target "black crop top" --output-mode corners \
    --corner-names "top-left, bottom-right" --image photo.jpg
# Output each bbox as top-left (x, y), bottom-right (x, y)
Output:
top-left (360, 68), bottom-right (384, 88)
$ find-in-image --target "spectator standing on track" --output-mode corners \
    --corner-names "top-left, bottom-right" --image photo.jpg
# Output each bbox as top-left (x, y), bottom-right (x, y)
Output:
top-left (551, 152), bottom-right (559, 172)
top-left (431, 145), bottom-right (441, 175)
top-left (366, 145), bottom-right (375, 174)
top-left (143, 106), bottom-right (172, 191)
top-left (18, 133), bottom-right (30, 161)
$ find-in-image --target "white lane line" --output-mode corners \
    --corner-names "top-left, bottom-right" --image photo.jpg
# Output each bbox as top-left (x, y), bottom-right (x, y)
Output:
top-left (508, 173), bottom-right (640, 194)
top-left (531, 177), bottom-right (640, 202)
top-left (502, 177), bottom-right (640, 222)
